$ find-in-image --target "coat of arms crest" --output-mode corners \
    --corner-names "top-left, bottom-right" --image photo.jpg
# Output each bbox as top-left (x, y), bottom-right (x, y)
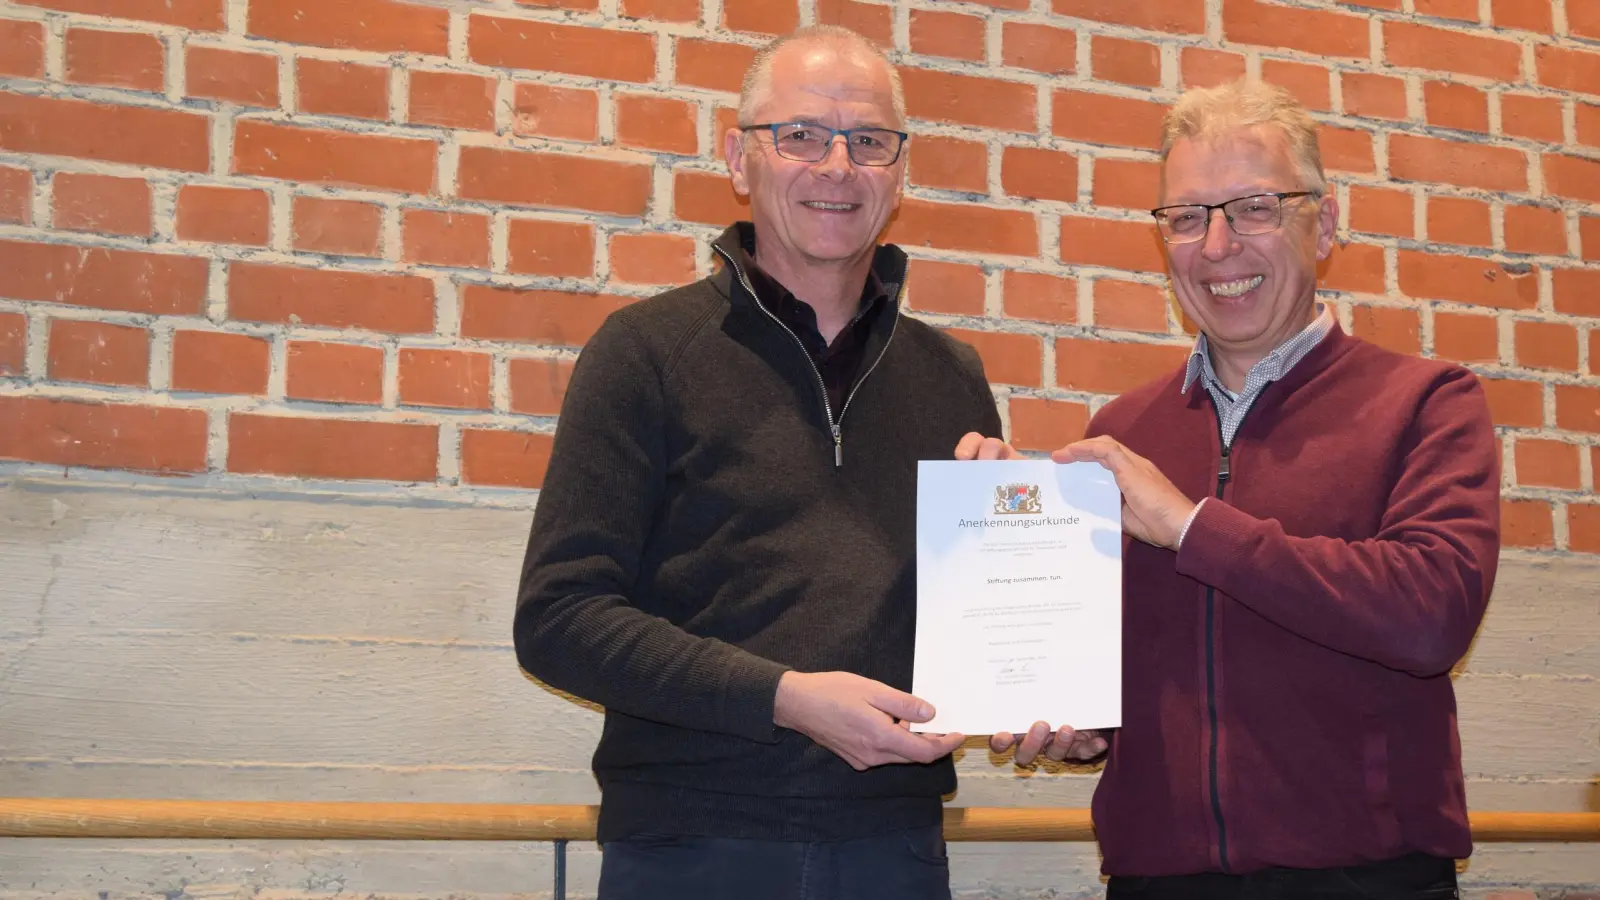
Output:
top-left (993, 483), bottom-right (1043, 515)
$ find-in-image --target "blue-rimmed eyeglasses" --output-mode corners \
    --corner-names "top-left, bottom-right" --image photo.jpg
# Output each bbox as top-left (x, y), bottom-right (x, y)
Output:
top-left (741, 122), bottom-right (910, 167)
top-left (1151, 191), bottom-right (1318, 243)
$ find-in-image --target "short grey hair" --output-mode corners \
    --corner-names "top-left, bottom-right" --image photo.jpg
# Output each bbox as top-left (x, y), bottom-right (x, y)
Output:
top-left (1160, 79), bottom-right (1326, 193)
top-left (737, 25), bottom-right (905, 126)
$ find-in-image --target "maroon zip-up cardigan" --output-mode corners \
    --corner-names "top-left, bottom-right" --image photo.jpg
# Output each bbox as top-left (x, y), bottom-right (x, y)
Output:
top-left (1087, 324), bottom-right (1501, 877)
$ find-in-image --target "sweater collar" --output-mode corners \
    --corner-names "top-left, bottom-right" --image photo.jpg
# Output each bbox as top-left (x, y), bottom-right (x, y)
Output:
top-left (710, 222), bottom-right (908, 311)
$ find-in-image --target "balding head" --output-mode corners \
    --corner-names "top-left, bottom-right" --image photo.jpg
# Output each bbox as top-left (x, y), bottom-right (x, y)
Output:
top-left (738, 25), bottom-right (904, 128)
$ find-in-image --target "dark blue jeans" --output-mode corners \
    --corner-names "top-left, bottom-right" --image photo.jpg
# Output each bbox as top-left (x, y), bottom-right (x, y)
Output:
top-left (1106, 853), bottom-right (1459, 900)
top-left (597, 825), bottom-right (951, 900)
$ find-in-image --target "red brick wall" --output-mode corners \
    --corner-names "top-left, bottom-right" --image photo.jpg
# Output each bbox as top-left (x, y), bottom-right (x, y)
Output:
top-left (0, 0), bottom-right (1597, 551)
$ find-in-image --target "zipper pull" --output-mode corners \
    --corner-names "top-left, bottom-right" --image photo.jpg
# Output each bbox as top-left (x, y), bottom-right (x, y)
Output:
top-left (832, 424), bottom-right (843, 468)
top-left (1218, 448), bottom-right (1231, 482)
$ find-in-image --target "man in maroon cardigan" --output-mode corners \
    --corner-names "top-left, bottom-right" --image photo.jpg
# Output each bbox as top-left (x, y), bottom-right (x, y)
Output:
top-left (961, 79), bottom-right (1500, 899)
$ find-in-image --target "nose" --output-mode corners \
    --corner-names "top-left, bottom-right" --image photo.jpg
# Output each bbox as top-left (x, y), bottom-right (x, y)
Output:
top-left (1200, 207), bottom-right (1239, 260)
top-left (812, 135), bottom-right (856, 181)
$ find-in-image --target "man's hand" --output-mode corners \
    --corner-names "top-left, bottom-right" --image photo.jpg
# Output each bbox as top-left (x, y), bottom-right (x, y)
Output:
top-left (955, 432), bottom-right (1018, 461)
top-left (990, 722), bottom-right (1108, 765)
top-left (1054, 436), bottom-right (1197, 550)
top-left (774, 671), bottom-right (965, 771)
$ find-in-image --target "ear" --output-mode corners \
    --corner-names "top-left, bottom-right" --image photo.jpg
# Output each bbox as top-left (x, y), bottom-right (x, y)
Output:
top-left (725, 128), bottom-right (750, 197)
top-left (1315, 192), bottom-right (1339, 261)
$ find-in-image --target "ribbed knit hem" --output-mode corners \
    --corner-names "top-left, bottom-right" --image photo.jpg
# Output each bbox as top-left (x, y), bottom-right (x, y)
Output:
top-left (596, 779), bottom-right (944, 843)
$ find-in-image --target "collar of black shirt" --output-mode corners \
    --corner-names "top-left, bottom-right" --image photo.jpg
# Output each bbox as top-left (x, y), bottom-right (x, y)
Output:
top-left (734, 232), bottom-right (891, 358)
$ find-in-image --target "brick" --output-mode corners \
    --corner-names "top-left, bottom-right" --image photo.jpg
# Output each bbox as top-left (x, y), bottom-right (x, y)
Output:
top-left (674, 39), bottom-right (756, 94)
top-left (0, 19), bottom-right (46, 78)
top-left (1181, 47), bottom-right (1247, 89)
top-left (176, 185), bottom-right (269, 246)
top-left (286, 340), bottom-right (383, 404)
top-left (1058, 216), bottom-right (1164, 274)
top-left (507, 218), bottom-right (596, 277)
top-left (248, 0), bottom-right (446, 55)
top-left (1343, 0), bottom-right (1402, 9)
top-left (66, 28), bottom-right (164, 93)
top-left (1261, 59), bottom-right (1331, 112)
top-left (1499, 93), bottom-right (1564, 143)
top-left (909, 136), bottom-right (988, 193)
top-left (47, 319), bottom-right (149, 386)
top-left (1536, 44), bottom-right (1600, 95)
top-left (1398, 251), bottom-right (1538, 309)
top-left (1423, 81), bottom-right (1488, 133)
top-left (460, 285), bottom-right (631, 347)
top-left (1092, 36), bottom-right (1161, 88)
top-left (906, 259), bottom-right (985, 315)
top-left (620, 0), bottom-right (698, 22)
top-left (291, 196), bottom-right (382, 257)
top-left (1572, 0), bottom-right (1600, 40)
top-left (186, 46), bottom-right (279, 107)
top-left (814, 0), bottom-right (892, 47)
top-left (1350, 304), bottom-right (1421, 355)
top-left (1002, 22), bottom-right (1076, 76)
top-left (1414, 0), bottom-right (1478, 21)
top-left (459, 147), bottom-right (649, 216)
top-left (228, 413), bottom-right (437, 483)
top-left (407, 70), bottom-right (495, 132)
top-left (1426, 196), bottom-right (1492, 248)
top-left (509, 357), bottom-right (575, 416)
top-left (1051, 0), bottom-right (1203, 33)
top-left (1583, 216), bottom-right (1600, 260)
top-left (1570, 504), bottom-right (1600, 554)
top-left (944, 328), bottom-right (1042, 386)
top-left (1341, 72), bottom-right (1408, 120)
top-left (0, 165), bottom-right (28, 224)
top-left (229, 263), bottom-right (435, 334)
top-left (673, 168), bottom-right (749, 225)
top-left (1481, 377), bottom-right (1542, 427)
top-left (1384, 21), bottom-right (1522, 80)
top-left (1499, 499), bottom-right (1553, 549)
top-left (1349, 185), bottom-right (1413, 237)
top-left (1317, 124), bottom-right (1375, 174)
top-left (512, 83), bottom-right (599, 141)
top-left (170, 330), bottom-right (269, 396)
top-left (0, 396), bottom-right (207, 473)
top-left (1320, 241), bottom-right (1386, 294)
top-left (910, 9), bottom-right (984, 62)
top-left (0, 240), bottom-right (207, 314)
top-left (0, 92), bottom-right (209, 172)
top-left (1094, 279), bottom-right (1168, 333)
top-left (1556, 383), bottom-right (1600, 433)
top-left (1010, 397), bottom-right (1089, 452)
top-left (469, 14), bottom-right (654, 83)
top-left (903, 69), bottom-right (1036, 132)
top-left (1504, 205), bottom-right (1568, 256)
top-left (1580, 103), bottom-right (1600, 149)
top-left (1515, 438), bottom-right (1580, 488)
top-left (1493, 0), bottom-right (1551, 31)
top-left (723, 0), bottom-right (796, 34)
top-left (616, 93), bottom-right (698, 154)
top-left (1002, 147), bottom-right (1078, 203)
top-left (16, 0), bottom-right (221, 30)
top-left (1056, 337), bottom-right (1188, 393)
top-left (234, 120), bottom-right (434, 193)
top-left (0, 311), bottom-right (23, 375)
top-left (403, 209), bottom-right (489, 268)
top-left (1053, 91), bottom-right (1164, 150)
top-left (52, 172), bottom-right (151, 237)
top-left (1003, 270), bottom-right (1076, 324)
top-left (885, 198), bottom-right (1039, 257)
top-left (1545, 154), bottom-right (1600, 204)
top-left (460, 429), bottom-right (553, 489)
top-left (398, 348), bottom-right (491, 410)
top-left (296, 58), bottom-right (388, 121)
top-left (609, 232), bottom-right (696, 285)
top-left (1554, 267), bottom-right (1600, 317)
top-left (1389, 135), bottom-right (1526, 192)
top-left (1432, 312), bottom-right (1499, 363)
top-left (1092, 157), bottom-right (1160, 211)
top-left (1224, 0), bottom-right (1368, 57)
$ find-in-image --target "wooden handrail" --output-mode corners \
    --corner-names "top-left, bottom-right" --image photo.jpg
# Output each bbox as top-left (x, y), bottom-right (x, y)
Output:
top-left (1, 799), bottom-right (1596, 843)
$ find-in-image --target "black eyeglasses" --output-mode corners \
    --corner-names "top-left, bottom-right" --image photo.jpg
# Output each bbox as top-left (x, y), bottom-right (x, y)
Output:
top-left (1151, 191), bottom-right (1318, 243)
top-left (741, 122), bottom-right (910, 167)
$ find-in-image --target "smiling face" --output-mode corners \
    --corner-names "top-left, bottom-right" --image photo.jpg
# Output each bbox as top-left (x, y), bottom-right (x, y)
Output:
top-left (725, 41), bottom-right (905, 273)
top-left (1160, 125), bottom-right (1338, 362)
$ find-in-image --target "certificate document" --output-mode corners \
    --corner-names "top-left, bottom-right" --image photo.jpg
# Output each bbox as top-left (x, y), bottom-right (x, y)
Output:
top-left (910, 459), bottom-right (1122, 736)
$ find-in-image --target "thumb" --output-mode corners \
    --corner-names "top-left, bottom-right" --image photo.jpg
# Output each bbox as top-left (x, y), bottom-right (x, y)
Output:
top-left (870, 686), bottom-right (935, 723)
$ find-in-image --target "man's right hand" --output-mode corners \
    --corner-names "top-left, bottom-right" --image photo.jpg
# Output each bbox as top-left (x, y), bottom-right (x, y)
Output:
top-left (774, 671), bottom-right (965, 771)
top-left (955, 432), bottom-right (1018, 461)
top-left (990, 721), bottom-right (1108, 765)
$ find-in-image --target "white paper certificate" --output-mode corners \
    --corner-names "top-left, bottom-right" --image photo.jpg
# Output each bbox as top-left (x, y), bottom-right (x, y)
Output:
top-left (910, 459), bottom-right (1122, 736)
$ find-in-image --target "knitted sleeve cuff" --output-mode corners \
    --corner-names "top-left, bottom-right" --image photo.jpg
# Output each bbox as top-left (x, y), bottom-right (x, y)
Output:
top-left (1175, 498), bottom-right (1207, 550)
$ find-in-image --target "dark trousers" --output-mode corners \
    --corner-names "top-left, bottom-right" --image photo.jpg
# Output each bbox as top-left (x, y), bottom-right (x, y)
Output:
top-left (1107, 853), bottom-right (1459, 900)
top-left (597, 825), bottom-right (951, 900)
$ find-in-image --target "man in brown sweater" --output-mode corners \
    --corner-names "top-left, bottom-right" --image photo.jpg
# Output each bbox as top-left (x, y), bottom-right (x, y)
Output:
top-left (969, 79), bottom-right (1500, 899)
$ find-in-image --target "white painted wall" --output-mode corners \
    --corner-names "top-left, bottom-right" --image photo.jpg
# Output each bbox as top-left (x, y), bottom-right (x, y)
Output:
top-left (1, 476), bottom-right (1595, 898)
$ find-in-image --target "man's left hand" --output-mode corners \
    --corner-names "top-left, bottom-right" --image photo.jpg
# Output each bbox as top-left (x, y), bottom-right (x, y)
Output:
top-left (955, 432), bottom-right (1018, 461)
top-left (1054, 436), bottom-right (1196, 550)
